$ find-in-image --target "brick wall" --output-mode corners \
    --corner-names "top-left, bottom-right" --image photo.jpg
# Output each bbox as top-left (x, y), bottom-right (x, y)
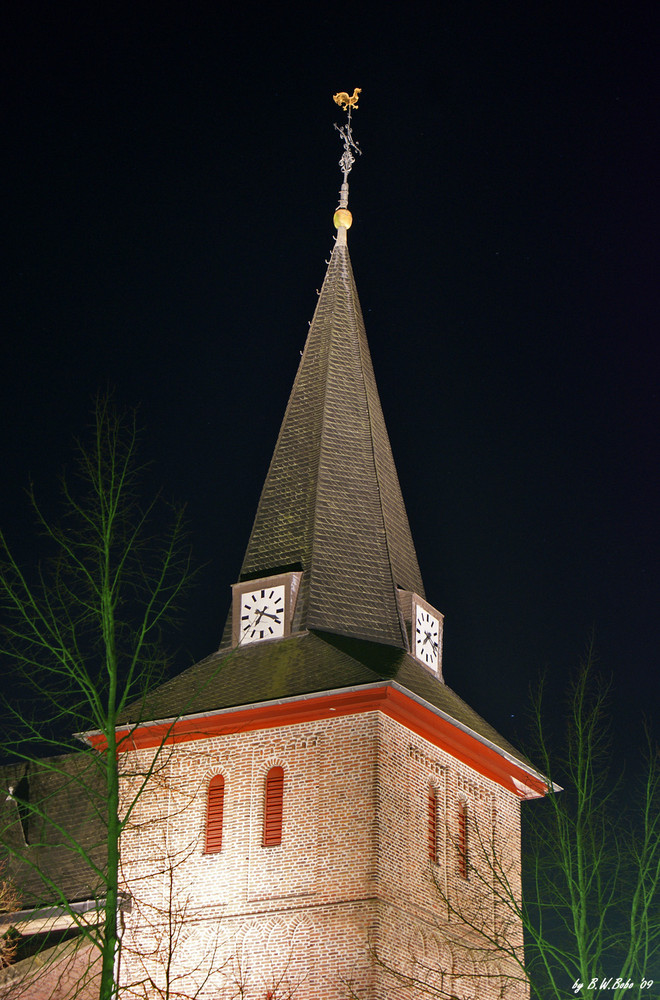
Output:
top-left (118, 710), bottom-right (527, 999)
top-left (373, 714), bottom-right (527, 999)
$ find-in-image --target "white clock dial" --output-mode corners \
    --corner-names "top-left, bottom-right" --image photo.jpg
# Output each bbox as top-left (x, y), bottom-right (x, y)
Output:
top-left (240, 585), bottom-right (286, 644)
top-left (415, 606), bottom-right (439, 667)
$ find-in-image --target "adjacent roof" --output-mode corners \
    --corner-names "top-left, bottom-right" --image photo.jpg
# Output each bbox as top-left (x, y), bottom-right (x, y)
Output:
top-left (232, 236), bottom-right (424, 648)
top-left (0, 940), bottom-right (101, 1000)
top-left (0, 753), bottom-right (106, 909)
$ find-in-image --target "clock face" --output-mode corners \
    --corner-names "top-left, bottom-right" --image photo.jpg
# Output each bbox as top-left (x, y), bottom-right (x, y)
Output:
top-left (240, 585), bottom-right (286, 644)
top-left (415, 605), bottom-right (439, 668)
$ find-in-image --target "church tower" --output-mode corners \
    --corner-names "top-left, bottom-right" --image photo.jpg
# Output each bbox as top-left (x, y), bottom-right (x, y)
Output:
top-left (113, 95), bottom-right (547, 1000)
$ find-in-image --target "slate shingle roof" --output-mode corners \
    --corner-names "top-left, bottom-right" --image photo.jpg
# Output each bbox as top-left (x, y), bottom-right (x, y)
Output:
top-left (234, 238), bottom-right (424, 647)
top-left (0, 753), bottom-right (106, 908)
top-left (119, 227), bottom-right (532, 776)
top-left (0, 940), bottom-right (101, 1000)
top-left (122, 630), bottom-right (531, 771)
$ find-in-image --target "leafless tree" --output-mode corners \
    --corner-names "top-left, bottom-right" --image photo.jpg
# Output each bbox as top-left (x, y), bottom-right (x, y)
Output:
top-left (350, 647), bottom-right (660, 1000)
top-left (0, 396), bottom-right (193, 1000)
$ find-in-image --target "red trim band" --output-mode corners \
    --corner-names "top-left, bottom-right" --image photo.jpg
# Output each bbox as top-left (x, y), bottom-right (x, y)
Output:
top-left (96, 686), bottom-right (546, 799)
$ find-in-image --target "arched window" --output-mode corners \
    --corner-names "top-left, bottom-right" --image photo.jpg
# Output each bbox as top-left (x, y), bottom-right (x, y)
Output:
top-left (204, 774), bottom-right (225, 853)
top-left (263, 766), bottom-right (284, 846)
top-left (458, 800), bottom-right (468, 879)
top-left (428, 787), bottom-right (438, 863)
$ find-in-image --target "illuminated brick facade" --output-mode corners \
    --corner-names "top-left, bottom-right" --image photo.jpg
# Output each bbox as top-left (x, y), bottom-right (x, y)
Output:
top-left (116, 706), bottom-right (530, 999)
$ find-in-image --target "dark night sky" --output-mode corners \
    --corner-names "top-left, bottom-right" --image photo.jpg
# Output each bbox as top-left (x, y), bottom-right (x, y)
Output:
top-left (2, 3), bottom-right (658, 764)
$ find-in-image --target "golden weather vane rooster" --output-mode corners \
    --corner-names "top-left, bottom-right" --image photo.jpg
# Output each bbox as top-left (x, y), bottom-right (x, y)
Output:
top-left (332, 87), bottom-right (361, 111)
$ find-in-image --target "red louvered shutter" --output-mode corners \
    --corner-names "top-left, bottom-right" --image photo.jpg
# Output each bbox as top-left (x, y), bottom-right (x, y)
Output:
top-left (204, 774), bottom-right (225, 853)
top-left (428, 788), bottom-right (438, 863)
top-left (263, 766), bottom-right (284, 846)
top-left (458, 800), bottom-right (468, 878)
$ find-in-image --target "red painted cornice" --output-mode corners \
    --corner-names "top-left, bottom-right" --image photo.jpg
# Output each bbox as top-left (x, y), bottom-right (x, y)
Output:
top-left (93, 685), bottom-right (547, 799)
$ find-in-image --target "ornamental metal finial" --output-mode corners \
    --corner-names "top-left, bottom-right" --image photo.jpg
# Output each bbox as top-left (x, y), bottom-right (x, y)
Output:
top-left (333, 88), bottom-right (362, 192)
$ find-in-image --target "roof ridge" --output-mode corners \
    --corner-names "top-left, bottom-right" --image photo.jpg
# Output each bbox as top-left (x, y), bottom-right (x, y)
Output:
top-left (304, 241), bottom-right (340, 631)
top-left (336, 244), bottom-right (407, 647)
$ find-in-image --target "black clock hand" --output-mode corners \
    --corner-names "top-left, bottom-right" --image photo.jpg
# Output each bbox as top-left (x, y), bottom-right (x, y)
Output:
top-left (252, 606), bottom-right (283, 625)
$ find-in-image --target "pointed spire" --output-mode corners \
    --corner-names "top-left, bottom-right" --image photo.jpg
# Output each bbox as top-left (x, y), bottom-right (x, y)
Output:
top-left (234, 92), bottom-right (424, 649)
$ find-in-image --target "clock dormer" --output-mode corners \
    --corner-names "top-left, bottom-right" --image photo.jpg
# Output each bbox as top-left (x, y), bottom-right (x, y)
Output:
top-left (413, 597), bottom-right (442, 672)
top-left (231, 570), bottom-right (302, 646)
top-left (396, 589), bottom-right (444, 679)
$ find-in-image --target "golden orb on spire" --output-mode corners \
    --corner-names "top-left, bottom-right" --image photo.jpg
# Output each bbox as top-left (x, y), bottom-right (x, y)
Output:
top-left (333, 208), bottom-right (353, 230)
